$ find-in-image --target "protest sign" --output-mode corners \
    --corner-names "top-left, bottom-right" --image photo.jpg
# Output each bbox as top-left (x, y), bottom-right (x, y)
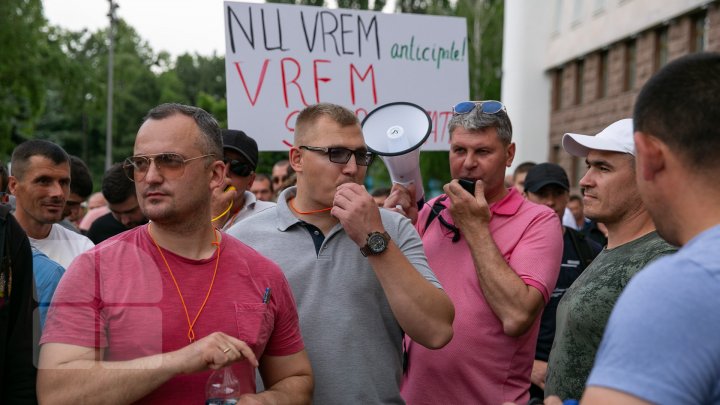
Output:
top-left (225, 1), bottom-right (468, 150)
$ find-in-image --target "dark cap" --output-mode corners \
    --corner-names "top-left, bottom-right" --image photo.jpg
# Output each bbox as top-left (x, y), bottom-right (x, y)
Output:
top-left (222, 129), bottom-right (258, 169)
top-left (524, 163), bottom-right (569, 193)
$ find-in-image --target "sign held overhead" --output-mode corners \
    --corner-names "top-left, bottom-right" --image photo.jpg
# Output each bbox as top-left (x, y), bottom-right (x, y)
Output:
top-left (224, 1), bottom-right (469, 151)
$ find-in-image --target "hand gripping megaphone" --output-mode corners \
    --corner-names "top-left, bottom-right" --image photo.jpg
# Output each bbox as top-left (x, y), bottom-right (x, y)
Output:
top-left (361, 102), bottom-right (432, 207)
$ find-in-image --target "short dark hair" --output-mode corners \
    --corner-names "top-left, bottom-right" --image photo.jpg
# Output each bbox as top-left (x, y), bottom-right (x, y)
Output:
top-left (11, 140), bottom-right (70, 180)
top-left (513, 161), bottom-right (537, 179)
top-left (69, 156), bottom-right (93, 199)
top-left (634, 52), bottom-right (720, 173)
top-left (143, 103), bottom-right (223, 159)
top-left (569, 194), bottom-right (583, 203)
top-left (102, 163), bottom-right (135, 204)
top-left (255, 173), bottom-right (272, 187)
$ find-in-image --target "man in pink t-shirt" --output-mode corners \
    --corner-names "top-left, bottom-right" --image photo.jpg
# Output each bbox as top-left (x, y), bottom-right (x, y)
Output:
top-left (37, 103), bottom-right (313, 404)
top-left (400, 101), bottom-right (563, 405)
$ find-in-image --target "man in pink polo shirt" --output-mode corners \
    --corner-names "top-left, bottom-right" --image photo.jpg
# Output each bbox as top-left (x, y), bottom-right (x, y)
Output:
top-left (400, 101), bottom-right (563, 404)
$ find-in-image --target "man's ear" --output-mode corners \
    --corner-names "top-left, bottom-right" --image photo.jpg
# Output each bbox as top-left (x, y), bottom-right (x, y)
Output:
top-left (7, 176), bottom-right (18, 195)
top-left (505, 142), bottom-right (516, 167)
top-left (208, 159), bottom-right (226, 190)
top-left (289, 147), bottom-right (302, 173)
top-left (634, 131), bottom-right (665, 181)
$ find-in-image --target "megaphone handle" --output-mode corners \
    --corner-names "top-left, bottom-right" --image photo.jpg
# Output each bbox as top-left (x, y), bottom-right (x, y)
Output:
top-left (391, 180), bottom-right (425, 209)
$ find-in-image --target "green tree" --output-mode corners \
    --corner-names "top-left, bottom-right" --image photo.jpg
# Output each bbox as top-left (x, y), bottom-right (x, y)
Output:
top-left (0, 0), bottom-right (52, 160)
top-left (457, 0), bottom-right (503, 100)
top-left (174, 53), bottom-right (226, 105)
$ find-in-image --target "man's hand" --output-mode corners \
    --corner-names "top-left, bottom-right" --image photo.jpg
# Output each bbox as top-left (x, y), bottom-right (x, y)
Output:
top-left (382, 183), bottom-right (419, 224)
top-left (173, 332), bottom-right (258, 374)
top-left (332, 183), bottom-right (384, 247)
top-left (211, 179), bottom-right (237, 223)
top-left (37, 332), bottom-right (260, 404)
top-left (444, 179), bottom-right (491, 231)
top-left (531, 359), bottom-right (548, 390)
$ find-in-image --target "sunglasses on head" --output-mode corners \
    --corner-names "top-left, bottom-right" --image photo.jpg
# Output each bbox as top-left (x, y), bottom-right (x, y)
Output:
top-left (223, 158), bottom-right (254, 177)
top-left (452, 100), bottom-right (506, 116)
top-left (300, 145), bottom-right (374, 166)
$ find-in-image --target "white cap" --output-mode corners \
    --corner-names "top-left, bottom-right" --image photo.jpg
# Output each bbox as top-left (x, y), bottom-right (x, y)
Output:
top-left (562, 118), bottom-right (635, 157)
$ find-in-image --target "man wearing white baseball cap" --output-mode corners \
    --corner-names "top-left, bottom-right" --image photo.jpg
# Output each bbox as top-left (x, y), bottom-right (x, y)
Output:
top-left (543, 119), bottom-right (676, 400)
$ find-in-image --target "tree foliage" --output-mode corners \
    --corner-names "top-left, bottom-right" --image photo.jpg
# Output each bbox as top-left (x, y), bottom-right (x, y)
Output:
top-left (0, 0), bottom-right (51, 158)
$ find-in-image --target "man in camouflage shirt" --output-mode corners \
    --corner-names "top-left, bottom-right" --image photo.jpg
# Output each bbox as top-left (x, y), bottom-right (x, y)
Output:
top-left (544, 119), bottom-right (676, 400)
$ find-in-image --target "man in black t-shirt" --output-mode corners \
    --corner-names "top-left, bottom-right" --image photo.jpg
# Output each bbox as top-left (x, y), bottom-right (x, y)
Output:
top-left (87, 163), bottom-right (147, 244)
top-left (523, 163), bottom-right (602, 400)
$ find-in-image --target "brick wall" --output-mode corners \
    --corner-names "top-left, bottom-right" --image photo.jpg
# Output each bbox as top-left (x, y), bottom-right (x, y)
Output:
top-left (548, 2), bottom-right (720, 189)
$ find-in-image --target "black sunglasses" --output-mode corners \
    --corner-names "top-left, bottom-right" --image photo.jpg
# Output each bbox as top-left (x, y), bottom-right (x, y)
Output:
top-left (300, 145), bottom-right (374, 166)
top-left (223, 159), bottom-right (254, 177)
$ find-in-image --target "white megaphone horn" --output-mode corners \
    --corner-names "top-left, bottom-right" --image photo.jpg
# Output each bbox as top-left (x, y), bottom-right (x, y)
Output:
top-left (361, 102), bottom-right (432, 207)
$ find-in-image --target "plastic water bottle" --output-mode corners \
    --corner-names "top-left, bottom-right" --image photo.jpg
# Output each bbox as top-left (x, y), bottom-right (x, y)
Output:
top-left (205, 367), bottom-right (241, 405)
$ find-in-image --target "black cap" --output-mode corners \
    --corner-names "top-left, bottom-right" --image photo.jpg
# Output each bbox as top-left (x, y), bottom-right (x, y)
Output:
top-left (524, 163), bottom-right (569, 193)
top-left (221, 129), bottom-right (258, 169)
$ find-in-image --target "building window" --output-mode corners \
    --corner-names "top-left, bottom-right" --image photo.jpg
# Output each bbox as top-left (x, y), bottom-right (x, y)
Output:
top-left (655, 27), bottom-right (669, 70)
top-left (573, 0), bottom-right (584, 25)
top-left (575, 60), bottom-right (585, 105)
top-left (624, 40), bottom-right (637, 91)
top-left (598, 50), bottom-right (609, 98)
top-left (594, 0), bottom-right (606, 14)
top-left (553, 0), bottom-right (563, 34)
top-left (691, 13), bottom-right (709, 52)
top-left (553, 68), bottom-right (563, 111)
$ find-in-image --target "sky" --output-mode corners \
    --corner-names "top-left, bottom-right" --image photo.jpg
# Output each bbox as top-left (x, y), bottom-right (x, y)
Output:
top-left (42, 0), bottom-right (259, 57)
top-left (43, 0), bottom-right (394, 58)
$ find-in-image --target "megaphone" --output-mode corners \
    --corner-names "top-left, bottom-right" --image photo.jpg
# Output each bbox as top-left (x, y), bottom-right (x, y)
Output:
top-left (361, 102), bottom-right (432, 207)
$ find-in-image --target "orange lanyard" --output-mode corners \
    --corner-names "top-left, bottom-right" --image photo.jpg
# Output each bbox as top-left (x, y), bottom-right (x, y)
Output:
top-left (148, 224), bottom-right (221, 343)
top-left (289, 197), bottom-right (332, 215)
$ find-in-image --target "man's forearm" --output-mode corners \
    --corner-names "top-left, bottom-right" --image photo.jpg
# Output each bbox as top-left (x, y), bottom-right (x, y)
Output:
top-left (254, 375), bottom-right (313, 405)
top-left (464, 225), bottom-right (544, 337)
top-left (369, 243), bottom-right (455, 349)
top-left (38, 353), bottom-right (179, 404)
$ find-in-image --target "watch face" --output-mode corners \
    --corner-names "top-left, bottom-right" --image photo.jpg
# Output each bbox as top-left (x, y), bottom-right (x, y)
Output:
top-left (368, 233), bottom-right (388, 253)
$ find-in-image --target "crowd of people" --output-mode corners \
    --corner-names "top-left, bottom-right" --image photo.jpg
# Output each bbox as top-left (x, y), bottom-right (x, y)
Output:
top-left (0, 52), bottom-right (718, 404)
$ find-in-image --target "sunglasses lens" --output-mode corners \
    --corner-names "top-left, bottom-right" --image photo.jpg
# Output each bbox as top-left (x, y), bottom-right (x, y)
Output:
top-left (156, 153), bottom-right (185, 171)
top-left (481, 101), bottom-right (504, 114)
top-left (453, 101), bottom-right (476, 114)
top-left (328, 148), bottom-right (353, 164)
top-left (355, 152), bottom-right (373, 166)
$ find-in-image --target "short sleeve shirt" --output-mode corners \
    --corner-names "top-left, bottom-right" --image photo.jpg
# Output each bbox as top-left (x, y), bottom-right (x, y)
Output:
top-left (545, 231), bottom-right (676, 399)
top-left (41, 225), bottom-right (304, 404)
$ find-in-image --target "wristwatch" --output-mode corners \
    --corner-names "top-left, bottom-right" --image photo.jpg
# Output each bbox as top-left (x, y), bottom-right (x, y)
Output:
top-left (360, 231), bottom-right (391, 257)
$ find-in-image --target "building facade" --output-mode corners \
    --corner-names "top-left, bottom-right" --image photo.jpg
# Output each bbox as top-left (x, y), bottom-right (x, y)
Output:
top-left (502, 0), bottom-right (720, 187)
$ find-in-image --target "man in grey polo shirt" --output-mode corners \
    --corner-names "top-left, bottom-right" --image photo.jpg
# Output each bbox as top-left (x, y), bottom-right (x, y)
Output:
top-left (227, 103), bottom-right (454, 404)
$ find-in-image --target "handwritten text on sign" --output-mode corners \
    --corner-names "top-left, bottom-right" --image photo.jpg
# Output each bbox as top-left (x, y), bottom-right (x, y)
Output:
top-left (224, 1), bottom-right (468, 151)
